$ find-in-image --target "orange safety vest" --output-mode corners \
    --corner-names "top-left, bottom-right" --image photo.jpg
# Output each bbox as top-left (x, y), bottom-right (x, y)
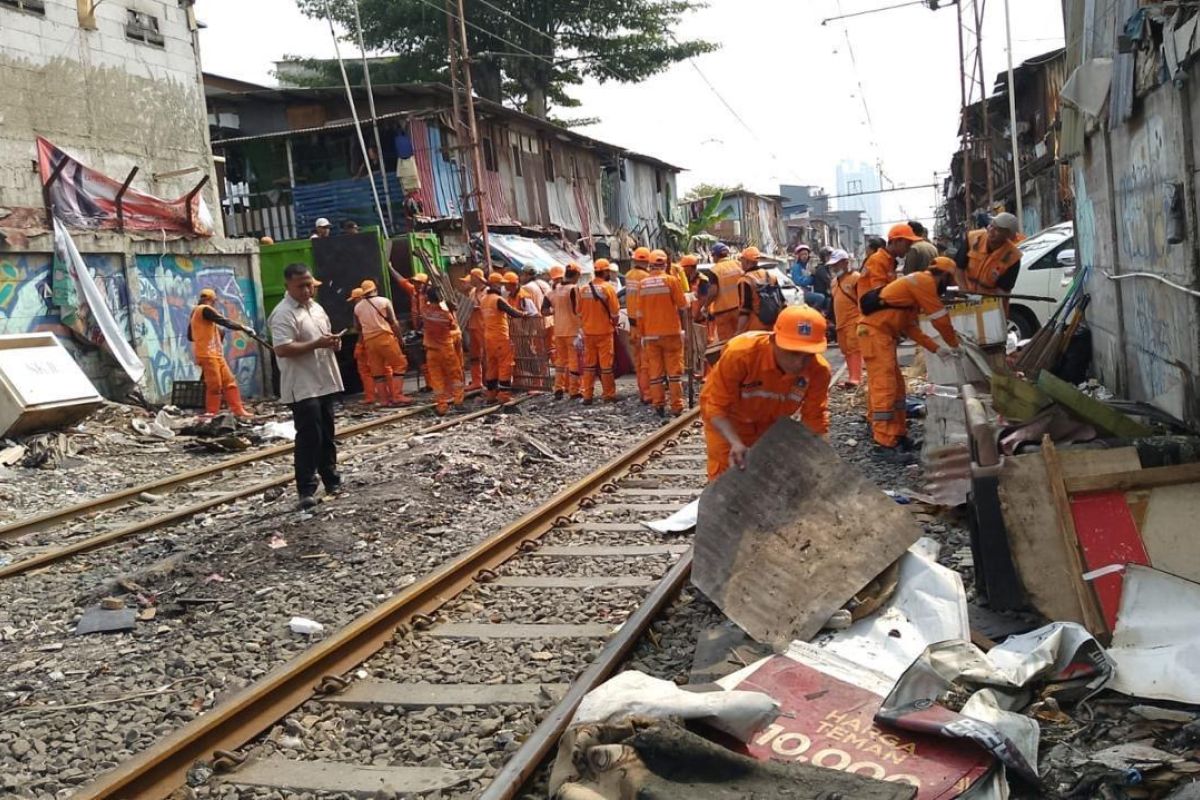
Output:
top-left (355, 295), bottom-right (396, 340)
top-left (862, 271), bottom-right (959, 352)
top-left (549, 284), bottom-right (580, 337)
top-left (190, 305), bottom-right (221, 360)
top-left (710, 259), bottom-right (742, 314)
top-left (964, 229), bottom-right (1022, 291)
top-left (576, 279), bottom-right (619, 335)
top-left (467, 286), bottom-right (486, 330)
top-left (859, 249), bottom-right (898, 296)
top-left (737, 268), bottom-right (778, 330)
top-left (832, 271), bottom-right (862, 331)
top-left (480, 291), bottom-right (511, 339)
top-left (421, 299), bottom-right (459, 346)
top-left (625, 267), bottom-right (649, 322)
top-left (638, 271), bottom-right (686, 338)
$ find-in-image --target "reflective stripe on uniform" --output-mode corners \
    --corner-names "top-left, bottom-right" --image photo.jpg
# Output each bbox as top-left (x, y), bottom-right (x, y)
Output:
top-left (928, 308), bottom-right (949, 321)
top-left (873, 411), bottom-right (895, 421)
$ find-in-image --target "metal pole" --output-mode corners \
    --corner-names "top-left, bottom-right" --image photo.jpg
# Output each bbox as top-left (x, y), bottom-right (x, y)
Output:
top-left (351, 0), bottom-right (395, 230)
top-left (1004, 0), bottom-right (1023, 225)
top-left (453, 0), bottom-right (493, 270)
top-left (446, 0), bottom-right (475, 236)
top-left (973, 0), bottom-right (995, 207)
top-left (956, 0), bottom-right (972, 232)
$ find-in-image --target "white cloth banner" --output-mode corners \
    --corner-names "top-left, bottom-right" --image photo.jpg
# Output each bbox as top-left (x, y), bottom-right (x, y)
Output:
top-left (52, 217), bottom-right (145, 384)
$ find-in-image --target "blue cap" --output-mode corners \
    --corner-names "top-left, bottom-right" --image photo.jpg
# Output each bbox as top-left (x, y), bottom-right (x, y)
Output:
top-left (711, 242), bottom-right (730, 257)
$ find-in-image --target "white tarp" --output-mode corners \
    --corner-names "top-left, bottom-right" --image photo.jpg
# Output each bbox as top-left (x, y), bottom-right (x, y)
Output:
top-left (1108, 565), bottom-right (1200, 704)
top-left (53, 217), bottom-right (145, 384)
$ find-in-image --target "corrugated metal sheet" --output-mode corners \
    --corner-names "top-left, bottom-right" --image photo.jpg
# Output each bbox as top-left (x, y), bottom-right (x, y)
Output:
top-left (1108, 0), bottom-right (1137, 127)
top-left (292, 174), bottom-right (404, 234)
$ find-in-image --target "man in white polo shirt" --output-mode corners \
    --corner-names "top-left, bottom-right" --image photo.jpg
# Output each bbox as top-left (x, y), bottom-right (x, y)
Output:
top-left (269, 263), bottom-right (345, 509)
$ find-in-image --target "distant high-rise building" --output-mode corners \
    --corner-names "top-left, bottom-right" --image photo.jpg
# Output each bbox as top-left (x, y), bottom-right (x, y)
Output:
top-left (836, 161), bottom-right (883, 234)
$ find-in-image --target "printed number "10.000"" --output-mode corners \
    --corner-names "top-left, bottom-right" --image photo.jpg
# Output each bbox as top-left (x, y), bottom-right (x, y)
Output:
top-left (753, 723), bottom-right (923, 787)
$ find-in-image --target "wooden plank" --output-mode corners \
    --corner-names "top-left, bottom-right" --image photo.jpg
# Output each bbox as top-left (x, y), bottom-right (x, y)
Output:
top-left (1070, 491), bottom-right (1150, 631)
top-left (225, 758), bottom-right (479, 795)
top-left (694, 419), bottom-right (923, 646)
top-left (430, 623), bottom-right (611, 639)
top-left (997, 446), bottom-right (1141, 625)
top-left (1140, 484), bottom-right (1200, 583)
top-left (1041, 437), bottom-right (1109, 638)
top-left (1066, 462), bottom-right (1200, 494)
top-left (531, 544), bottom-right (688, 557)
top-left (491, 575), bottom-right (656, 588)
top-left (324, 680), bottom-right (567, 708)
top-left (1038, 370), bottom-right (1154, 438)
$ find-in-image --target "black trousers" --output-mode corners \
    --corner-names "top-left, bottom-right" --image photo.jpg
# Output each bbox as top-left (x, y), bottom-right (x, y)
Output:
top-left (291, 393), bottom-right (339, 497)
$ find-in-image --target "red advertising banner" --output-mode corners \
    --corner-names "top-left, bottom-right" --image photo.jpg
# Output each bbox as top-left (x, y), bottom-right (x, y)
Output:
top-left (728, 653), bottom-right (993, 799)
top-left (37, 137), bottom-right (213, 236)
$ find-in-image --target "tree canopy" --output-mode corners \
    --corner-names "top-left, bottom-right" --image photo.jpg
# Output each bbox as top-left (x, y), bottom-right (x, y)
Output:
top-left (292, 0), bottom-right (716, 118)
top-left (683, 182), bottom-right (743, 201)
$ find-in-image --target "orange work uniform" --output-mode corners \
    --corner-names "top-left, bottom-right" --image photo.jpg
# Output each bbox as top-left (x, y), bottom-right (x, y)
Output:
top-left (858, 249), bottom-right (898, 298)
top-left (547, 283), bottom-right (582, 397)
top-left (831, 271), bottom-right (863, 386)
top-left (961, 229), bottom-right (1022, 291)
top-left (480, 289), bottom-right (525, 402)
top-left (354, 295), bottom-right (410, 405)
top-left (707, 259), bottom-right (743, 342)
top-left (353, 335), bottom-right (384, 403)
top-left (575, 278), bottom-right (620, 402)
top-left (624, 265), bottom-right (651, 402)
top-left (700, 332), bottom-right (831, 481)
top-left (860, 272), bottom-right (960, 447)
top-left (189, 304), bottom-right (249, 416)
top-left (639, 269), bottom-right (688, 414)
top-left (465, 286), bottom-right (486, 390)
top-left (736, 268), bottom-right (780, 333)
top-left (422, 297), bottom-right (464, 414)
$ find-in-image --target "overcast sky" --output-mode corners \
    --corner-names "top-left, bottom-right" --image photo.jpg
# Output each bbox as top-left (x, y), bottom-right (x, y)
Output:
top-left (197, 0), bottom-right (1065, 231)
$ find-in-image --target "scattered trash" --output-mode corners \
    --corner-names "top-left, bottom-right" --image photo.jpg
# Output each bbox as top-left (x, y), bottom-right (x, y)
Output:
top-left (1107, 565), bottom-right (1200, 704)
top-left (0, 444), bottom-right (26, 466)
top-left (643, 499), bottom-right (697, 533)
top-left (268, 534), bottom-right (288, 550)
top-left (288, 617), bottom-right (324, 636)
top-left (257, 420), bottom-right (296, 441)
top-left (131, 413), bottom-right (175, 440)
top-left (75, 606), bottom-right (137, 635)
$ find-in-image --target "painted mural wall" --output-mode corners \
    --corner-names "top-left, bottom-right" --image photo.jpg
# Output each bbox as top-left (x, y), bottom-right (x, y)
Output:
top-left (134, 254), bottom-right (263, 402)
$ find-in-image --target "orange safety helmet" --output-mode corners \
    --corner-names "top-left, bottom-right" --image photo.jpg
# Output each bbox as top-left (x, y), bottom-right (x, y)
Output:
top-left (887, 223), bottom-right (921, 243)
top-left (773, 305), bottom-right (828, 354)
top-left (488, 272), bottom-right (504, 285)
top-left (632, 246), bottom-right (651, 262)
top-left (349, 287), bottom-right (364, 300)
top-left (680, 254), bottom-right (699, 268)
top-left (360, 279), bottom-right (378, 294)
top-left (593, 258), bottom-right (612, 273)
top-left (649, 249), bottom-right (669, 267)
top-left (502, 271), bottom-right (520, 285)
top-left (930, 256), bottom-right (957, 274)
top-left (740, 246), bottom-right (762, 263)
top-left (470, 267), bottom-right (486, 280)
top-left (549, 265), bottom-right (565, 280)
top-left (412, 272), bottom-right (429, 283)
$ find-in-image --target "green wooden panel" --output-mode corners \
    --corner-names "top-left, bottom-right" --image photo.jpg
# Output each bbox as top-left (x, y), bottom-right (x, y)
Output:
top-left (259, 239), bottom-right (313, 317)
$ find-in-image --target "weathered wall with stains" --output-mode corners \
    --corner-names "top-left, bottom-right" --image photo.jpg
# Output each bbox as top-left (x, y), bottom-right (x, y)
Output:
top-left (0, 0), bottom-right (221, 224)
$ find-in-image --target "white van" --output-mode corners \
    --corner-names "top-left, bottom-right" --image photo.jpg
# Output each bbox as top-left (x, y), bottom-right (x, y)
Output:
top-left (1008, 221), bottom-right (1076, 338)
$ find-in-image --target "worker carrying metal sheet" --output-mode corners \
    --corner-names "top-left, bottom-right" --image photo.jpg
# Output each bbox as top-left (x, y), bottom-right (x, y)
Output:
top-left (700, 305), bottom-right (831, 481)
top-left (858, 256), bottom-right (961, 458)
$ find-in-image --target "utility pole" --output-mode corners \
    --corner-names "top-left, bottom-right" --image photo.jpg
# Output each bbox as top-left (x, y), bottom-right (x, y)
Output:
top-left (1003, 0), bottom-right (1023, 224)
top-left (972, 0), bottom-right (995, 207)
top-left (450, 0), bottom-right (493, 270)
top-left (445, 0), bottom-right (474, 236)
top-left (351, 0), bottom-right (395, 230)
top-left (956, 0), bottom-right (972, 230)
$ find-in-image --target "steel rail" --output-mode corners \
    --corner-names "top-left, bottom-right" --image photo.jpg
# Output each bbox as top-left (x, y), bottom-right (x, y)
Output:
top-left (478, 550), bottom-right (693, 800)
top-left (0, 399), bottom-right (460, 542)
top-left (0, 401), bottom-right (510, 581)
top-left (74, 408), bottom-right (702, 800)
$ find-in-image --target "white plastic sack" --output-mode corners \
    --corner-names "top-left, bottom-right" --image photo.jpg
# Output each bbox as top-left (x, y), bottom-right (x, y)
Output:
top-left (643, 499), bottom-right (698, 533)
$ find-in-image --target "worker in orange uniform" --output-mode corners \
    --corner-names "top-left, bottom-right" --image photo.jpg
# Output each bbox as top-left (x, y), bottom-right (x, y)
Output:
top-left (480, 273), bottom-right (533, 402)
top-left (700, 305), bottom-right (831, 481)
top-left (954, 212), bottom-right (1022, 297)
top-left (543, 264), bottom-right (582, 399)
top-left (420, 281), bottom-right (464, 415)
top-left (575, 259), bottom-right (620, 404)
top-left (700, 242), bottom-right (744, 343)
top-left (859, 256), bottom-right (961, 456)
top-left (504, 271), bottom-right (539, 315)
top-left (354, 279), bottom-right (414, 406)
top-left (734, 246), bottom-right (783, 334)
top-left (625, 247), bottom-right (652, 404)
top-left (639, 250), bottom-right (689, 417)
top-left (670, 256), bottom-right (692, 292)
top-left (858, 223), bottom-right (922, 302)
top-left (460, 267), bottom-right (487, 391)
top-left (827, 249), bottom-right (863, 389)
top-left (349, 287), bottom-right (388, 404)
top-left (189, 287), bottom-right (253, 418)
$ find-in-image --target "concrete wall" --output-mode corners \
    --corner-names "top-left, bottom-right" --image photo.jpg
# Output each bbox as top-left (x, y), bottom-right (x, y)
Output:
top-left (0, 0), bottom-right (221, 221)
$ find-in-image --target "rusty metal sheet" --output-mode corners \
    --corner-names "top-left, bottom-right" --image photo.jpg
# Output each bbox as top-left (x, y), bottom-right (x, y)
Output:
top-left (694, 419), bottom-right (923, 646)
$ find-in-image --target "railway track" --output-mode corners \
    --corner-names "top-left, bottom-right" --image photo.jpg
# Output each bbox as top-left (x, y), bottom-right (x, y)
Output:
top-left (72, 409), bottom-right (708, 799)
top-left (0, 396), bottom-right (511, 580)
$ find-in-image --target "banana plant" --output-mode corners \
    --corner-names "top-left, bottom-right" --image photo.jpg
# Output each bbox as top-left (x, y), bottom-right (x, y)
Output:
top-left (659, 191), bottom-right (732, 256)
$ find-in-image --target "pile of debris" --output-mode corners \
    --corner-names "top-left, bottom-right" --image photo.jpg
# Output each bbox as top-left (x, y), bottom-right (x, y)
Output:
top-left (552, 420), bottom-right (1200, 799)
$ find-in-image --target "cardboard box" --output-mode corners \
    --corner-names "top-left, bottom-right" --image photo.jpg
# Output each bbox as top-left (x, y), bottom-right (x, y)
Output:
top-left (0, 333), bottom-right (103, 436)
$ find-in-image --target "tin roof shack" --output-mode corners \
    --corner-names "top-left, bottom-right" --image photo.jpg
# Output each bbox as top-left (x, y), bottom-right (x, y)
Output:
top-left (941, 49), bottom-right (1071, 238)
top-left (205, 81), bottom-right (681, 256)
top-left (1062, 2), bottom-right (1200, 429)
top-left (686, 190), bottom-right (787, 253)
top-left (0, 0), bottom-right (265, 405)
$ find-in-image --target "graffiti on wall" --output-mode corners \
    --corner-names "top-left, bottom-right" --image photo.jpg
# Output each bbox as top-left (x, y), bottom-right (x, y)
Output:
top-left (135, 254), bottom-right (262, 401)
top-left (1128, 283), bottom-right (1184, 412)
top-left (1115, 115), bottom-right (1168, 264)
top-left (0, 254), bottom-right (63, 336)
